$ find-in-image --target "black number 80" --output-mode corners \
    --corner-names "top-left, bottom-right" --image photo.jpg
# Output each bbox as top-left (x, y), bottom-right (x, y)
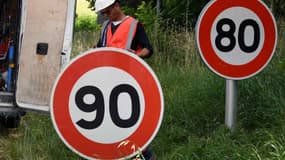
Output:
top-left (215, 18), bottom-right (260, 53)
top-left (75, 84), bottom-right (140, 130)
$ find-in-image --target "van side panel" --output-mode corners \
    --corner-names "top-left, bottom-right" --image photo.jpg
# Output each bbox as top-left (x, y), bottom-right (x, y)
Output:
top-left (16, 0), bottom-right (68, 111)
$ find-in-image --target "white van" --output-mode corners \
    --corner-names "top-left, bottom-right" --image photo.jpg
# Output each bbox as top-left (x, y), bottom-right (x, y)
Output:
top-left (0, 0), bottom-right (76, 128)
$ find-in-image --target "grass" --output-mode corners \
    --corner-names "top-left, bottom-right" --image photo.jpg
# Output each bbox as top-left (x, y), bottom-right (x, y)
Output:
top-left (1, 1), bottom-right (285, 160)
top-left (153, 66), bottom-right (285, 160)
top-left (0, 114), bottom-right (79, 159)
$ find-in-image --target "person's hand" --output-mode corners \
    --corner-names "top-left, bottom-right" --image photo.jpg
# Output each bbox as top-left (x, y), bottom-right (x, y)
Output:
top-left (127, 48), bottom-right (150, 58)
top-left (127, 48), bottom-right (135, 53)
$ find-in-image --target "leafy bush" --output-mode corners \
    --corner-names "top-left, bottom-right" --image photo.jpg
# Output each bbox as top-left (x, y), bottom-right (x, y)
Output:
top-left (121, 6), bottom-right (136, 17)
top-left (135, 1), bottom-right (157, 31)
top-left (75, 15), bottom-right (101, 31)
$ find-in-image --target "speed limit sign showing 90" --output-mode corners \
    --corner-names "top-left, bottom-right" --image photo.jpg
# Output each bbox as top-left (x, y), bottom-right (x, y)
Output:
top-left (196, 0), bottom-right (277, 80)
top-left (51, 48), bottom-right (164, 159)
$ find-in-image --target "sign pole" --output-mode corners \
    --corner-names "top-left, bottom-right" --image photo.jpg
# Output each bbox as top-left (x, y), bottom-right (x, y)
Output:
top-left (225, 79), bottom-right (237, 131)
top-left (196, 0), bottom-right (277, 132)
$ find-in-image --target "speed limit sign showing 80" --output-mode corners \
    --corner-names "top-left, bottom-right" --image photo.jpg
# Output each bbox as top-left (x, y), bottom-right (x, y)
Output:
top-left (51, 48), bottom-right (164, 160)
top-left (196, 0), bottom-right (277, 80)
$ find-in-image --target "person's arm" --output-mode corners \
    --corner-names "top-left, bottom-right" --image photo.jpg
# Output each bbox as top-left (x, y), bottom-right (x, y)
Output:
top-left (131, 22), bottom-right (153, 58)
top-left (94, 20), bottom-right (110, 48)
top-left (128, 48), bottom-right (150, 58)
top-left (94, 32), bottom-right (104, 48)
top-left (94, 39), bottom-right (102, 48)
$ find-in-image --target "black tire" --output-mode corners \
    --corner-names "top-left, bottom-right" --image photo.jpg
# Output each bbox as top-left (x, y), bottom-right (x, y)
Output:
top-left (0, 111), bottom-right (22, 129)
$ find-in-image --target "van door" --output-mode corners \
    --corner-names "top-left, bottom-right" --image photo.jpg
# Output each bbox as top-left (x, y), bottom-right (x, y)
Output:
top-left (16, 0), bottom-right (76, 112)
top-left (0, 0), bottom-right (21, 110)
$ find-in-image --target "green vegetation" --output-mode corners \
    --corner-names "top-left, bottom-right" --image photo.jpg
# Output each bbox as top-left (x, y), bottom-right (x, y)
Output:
top-left (75, 0), bottom-right (99, 31)
top-left (0, 114), bottom-right (79, 159)
top-left (1, 1), bottom-right (285, 160)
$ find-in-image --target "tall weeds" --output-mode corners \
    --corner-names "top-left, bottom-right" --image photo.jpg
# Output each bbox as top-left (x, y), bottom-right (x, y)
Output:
top-left (138, 20), bottom-right (204, 74)
top-left (71, 30), bottom-right (99, 58)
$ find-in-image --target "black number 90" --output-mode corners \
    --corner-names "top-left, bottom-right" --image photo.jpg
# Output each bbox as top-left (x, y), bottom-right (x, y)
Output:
top-left (75, 84), bottom-right (140, 130)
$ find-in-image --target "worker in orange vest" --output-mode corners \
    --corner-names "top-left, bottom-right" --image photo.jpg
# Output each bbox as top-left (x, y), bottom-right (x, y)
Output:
top-left (94, 0), bottom-right (153, 59)
top-left (94, 0), bottom-right (155, 159)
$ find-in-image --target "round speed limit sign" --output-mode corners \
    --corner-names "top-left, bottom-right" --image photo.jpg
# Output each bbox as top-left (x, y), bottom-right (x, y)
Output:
top-left (196, 0), bottom-right (277, 80)
top-left (50, 48), bottom-right (164, 159)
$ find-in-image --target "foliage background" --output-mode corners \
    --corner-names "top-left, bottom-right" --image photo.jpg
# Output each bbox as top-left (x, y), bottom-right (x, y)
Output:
top-left (1, 0), bottom-right (285, 160)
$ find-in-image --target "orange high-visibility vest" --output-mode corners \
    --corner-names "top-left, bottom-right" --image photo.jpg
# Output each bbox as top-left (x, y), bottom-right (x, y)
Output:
top-left (101, 16), bottom-right (142, 54)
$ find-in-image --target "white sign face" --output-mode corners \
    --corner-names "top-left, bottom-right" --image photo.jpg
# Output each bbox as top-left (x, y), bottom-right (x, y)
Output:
top-left (196, 0), bottom-right (277, 80)
top-left (51, 48), bottom-right (164, 160)
top-left (69, 67), bottom-right (145, 144)
top-left (211, 7), bottom-right (265, 65)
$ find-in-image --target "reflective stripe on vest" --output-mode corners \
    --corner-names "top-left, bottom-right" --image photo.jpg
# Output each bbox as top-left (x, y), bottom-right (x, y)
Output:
top-left (100, 20), bottom-right (110, 47)
top-left (125, 19), bottom-right (138, 49)
top-left (101, 17), bottom-right (140, 54)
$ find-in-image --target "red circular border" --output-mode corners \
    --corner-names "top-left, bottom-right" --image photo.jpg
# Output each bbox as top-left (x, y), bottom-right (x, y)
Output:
top-left (197, 0), bottom-right (277, 79)
top-left (51, 49), bottom-right (163, 159)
